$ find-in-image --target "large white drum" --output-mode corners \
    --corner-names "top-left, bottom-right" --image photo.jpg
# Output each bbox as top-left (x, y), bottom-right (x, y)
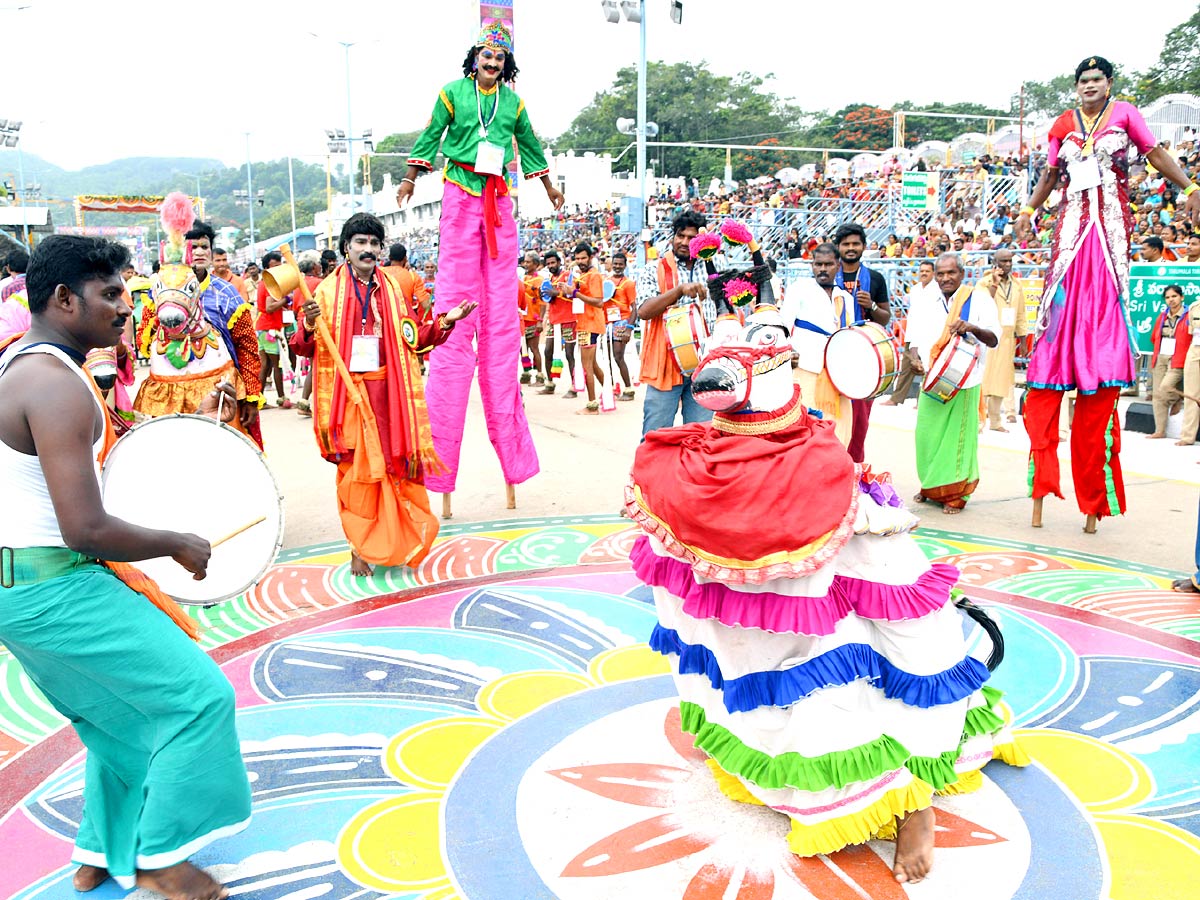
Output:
top-left (824, 321), bottom-right (901, 400)
top-left (101, 414), bottom-right (284, 605)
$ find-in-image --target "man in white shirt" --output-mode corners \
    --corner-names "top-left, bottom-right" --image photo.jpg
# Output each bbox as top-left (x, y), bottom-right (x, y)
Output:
top-left (907, 253), bottom-right (999, 514)
top-left (884, 260), bottom-right (936, 405)
top-left (781, 242), bottom-right (855, 446)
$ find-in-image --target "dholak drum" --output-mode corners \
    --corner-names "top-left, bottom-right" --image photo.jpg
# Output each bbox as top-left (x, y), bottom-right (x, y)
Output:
top-left (922, 333), bottom-right (983, 404)
top-left (824, 321), bottom-right (901, 400)
top-left (664, 304), bottom-right (709, 375)
top-left (101, 414), bottom-right (284, 605)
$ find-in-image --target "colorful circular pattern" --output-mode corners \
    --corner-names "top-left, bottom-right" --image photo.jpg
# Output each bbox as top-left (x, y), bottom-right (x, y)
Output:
top-left (1, 515), bottom-right (1199, 899)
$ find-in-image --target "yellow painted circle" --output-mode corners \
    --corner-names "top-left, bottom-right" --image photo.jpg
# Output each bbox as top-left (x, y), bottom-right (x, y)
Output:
top-left (1015, 728), bottom-right (1153, 812)
top-left (589, 644), bottom-right (672, 683)
top-left (1096, 813), bottom-right (1200, 900)
top-left (337, 793), bottom-right (448, 892)
top-left (476, 670), bottom-right (593, 721)
top-left (384, 717), bottom-right (503, 790)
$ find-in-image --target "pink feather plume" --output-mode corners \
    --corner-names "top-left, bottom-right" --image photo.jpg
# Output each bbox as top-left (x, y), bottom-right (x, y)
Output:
top-left (160, 191), bottom-right (195, 239)
top-left (689, 232), bottom-right (722, 260)
top-left (719, 219), bottom-right (754, 246)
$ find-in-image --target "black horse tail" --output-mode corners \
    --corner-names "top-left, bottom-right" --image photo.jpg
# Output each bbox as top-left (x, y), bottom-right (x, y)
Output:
top-left (954, 596), bottom-right (1004, 672)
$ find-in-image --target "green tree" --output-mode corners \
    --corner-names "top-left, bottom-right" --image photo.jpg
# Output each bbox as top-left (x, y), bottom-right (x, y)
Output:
top-left (1138, 8), bottom-right (1200, 102)
top-left (363, 130), bottom-right (426, 192)
top-left (895, 101), bottom-right (1010, 144)
top-left (554, 61), bottom-right (806, 182)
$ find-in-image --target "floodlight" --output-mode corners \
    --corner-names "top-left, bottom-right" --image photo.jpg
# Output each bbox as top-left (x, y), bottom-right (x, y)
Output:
top-left (600, 0), bottom-right (620, 23)
top-left (670, 1), bottom-right (683, 25)
top-left (620, 0), bottom-right (641, 22)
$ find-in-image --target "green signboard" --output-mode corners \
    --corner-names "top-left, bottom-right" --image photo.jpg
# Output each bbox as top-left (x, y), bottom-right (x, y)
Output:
top-left (901, 172), bottom-right (939, 211)
top-left (1128, 263), bottom-right (1200, 354)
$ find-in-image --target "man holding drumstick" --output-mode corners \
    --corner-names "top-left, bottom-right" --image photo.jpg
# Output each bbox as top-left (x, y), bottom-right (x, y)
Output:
top-left (906, 253), bottom-right (999, 514)
top-left (0, 235), bottom-right (251, 899)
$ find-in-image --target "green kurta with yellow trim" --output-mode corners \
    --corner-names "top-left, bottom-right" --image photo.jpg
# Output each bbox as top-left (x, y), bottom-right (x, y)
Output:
top-left (407, 76), bottom-right (551, 197)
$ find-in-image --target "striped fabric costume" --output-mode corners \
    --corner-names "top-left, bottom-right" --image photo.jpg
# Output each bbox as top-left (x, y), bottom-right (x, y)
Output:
top-left (625, 313), bottom-right (1027, 858)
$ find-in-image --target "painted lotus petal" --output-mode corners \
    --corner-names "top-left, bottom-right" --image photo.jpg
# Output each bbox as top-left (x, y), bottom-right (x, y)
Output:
top-left (416, 536), bottom-right (503, 583)
top-left (665, 705), bottom-right (711, 765)
top-left (785, 846), bottom-right (908, 899)
top-left (683, 861), bottom-right (775, 900)
top-left (560, 813), bottom-right (713, 877)
top-left (933, 551), bottom-right (1069, 585)
top-left (933, 807), bottom-right (1007, 848)
top-left (247, 564), bottom-right (346, 622)
top-left (547, 762), bottom-right (693, 808)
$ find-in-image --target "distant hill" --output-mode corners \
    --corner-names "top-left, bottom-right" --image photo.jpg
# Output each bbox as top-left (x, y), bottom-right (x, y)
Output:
top-left (0, 150), bottom-right (330, 243)
top-left (0, 150), bottom-right (225, 200)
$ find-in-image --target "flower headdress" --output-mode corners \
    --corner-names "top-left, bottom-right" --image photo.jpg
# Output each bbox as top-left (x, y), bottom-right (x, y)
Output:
top-left (476, 21), bottom-right (513, 54)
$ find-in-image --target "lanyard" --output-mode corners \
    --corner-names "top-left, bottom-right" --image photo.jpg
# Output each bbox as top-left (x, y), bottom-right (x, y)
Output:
top-left (351, 273), bottom-right (375, 334)
top-left (475, 82), bottom-right (500, 139)
top-left (1075, 97), bottom-right (1110, 155)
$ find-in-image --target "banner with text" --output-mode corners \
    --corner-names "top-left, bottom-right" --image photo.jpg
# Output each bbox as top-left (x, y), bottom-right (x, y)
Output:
top-left (901, 172), bottom-right (940, 211)
top-left (1128, 263), bottom-right (1200, 354)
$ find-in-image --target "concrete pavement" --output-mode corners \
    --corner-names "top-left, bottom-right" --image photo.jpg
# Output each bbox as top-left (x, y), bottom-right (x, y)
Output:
top-left (256, 377), bottom-right (1197, 574)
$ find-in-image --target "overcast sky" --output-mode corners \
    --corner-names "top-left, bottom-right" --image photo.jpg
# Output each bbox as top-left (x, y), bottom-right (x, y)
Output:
top-left (3, 0), bottom-right (1197, 173)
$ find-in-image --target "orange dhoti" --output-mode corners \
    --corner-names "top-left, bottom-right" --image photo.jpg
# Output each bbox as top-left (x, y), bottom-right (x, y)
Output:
top-left (333, 369), bottom-right (438, 568)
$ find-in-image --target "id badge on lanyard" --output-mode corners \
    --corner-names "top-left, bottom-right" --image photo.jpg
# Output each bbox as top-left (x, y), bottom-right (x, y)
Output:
top-left (474, 141), bottom-right (505, 176)
top-left (350, 335), bottom-right (380, 372)
top-left (1067, 156), bottom-right (1102, 193)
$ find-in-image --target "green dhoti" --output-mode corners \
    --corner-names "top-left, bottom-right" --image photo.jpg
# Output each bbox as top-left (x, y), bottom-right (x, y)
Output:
top-left (0, 551), bottom-right (250, 888)
top-left (915, 385), bottom-right (981, 509)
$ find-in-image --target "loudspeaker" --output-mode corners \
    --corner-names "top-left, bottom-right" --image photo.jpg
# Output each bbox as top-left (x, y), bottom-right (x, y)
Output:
top-left (1123, 401), bottom-right (1155, 434)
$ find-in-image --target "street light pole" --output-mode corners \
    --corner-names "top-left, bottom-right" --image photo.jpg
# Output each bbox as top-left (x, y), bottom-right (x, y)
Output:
top-left (636, 0), bottom-right (647, 255)
top-left (244, 132), bottom-right (256, 257)
top-left (287, 154), bottom-right (298, 244)
top-left (15, 134), bottom-right (28, 245)
top-left (344, 42), bottom-right (355, 203)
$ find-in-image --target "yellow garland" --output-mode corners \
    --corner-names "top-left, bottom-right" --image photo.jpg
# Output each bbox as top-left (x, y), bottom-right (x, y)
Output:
top-left (245, 393), bottom-right (265, 408)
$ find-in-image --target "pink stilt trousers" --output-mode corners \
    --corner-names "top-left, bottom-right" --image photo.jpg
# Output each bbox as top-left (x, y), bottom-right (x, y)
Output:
top-left (424, 181), bottom-right (539, 493)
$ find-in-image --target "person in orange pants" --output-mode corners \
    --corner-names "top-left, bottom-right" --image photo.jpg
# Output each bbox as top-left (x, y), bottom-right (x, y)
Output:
top-left (1024, 387), bottom-right (1124, 522)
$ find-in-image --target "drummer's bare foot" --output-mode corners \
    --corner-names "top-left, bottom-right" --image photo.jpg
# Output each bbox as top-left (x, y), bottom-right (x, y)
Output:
top-left (350, 553), bottom-right (373, 578)
top-left (1007, 414), bottom-right (1017, 423)
top-left (892, 806), bottom-right (935, 884)
top-left (73, 865), bottom-right (109, 892)
top-left (1148, 432), bottom-right (1166, 439)
top-left (1172, 577), bottom-right (1200, 593)
top-left (989, 424), bottom-right (1009, 433)
top-left (943, 505), bottom-right (964, 515)
top-left (913, 492), bottom-right (927, 504)
top-left (136, 862), bottom-right (228, 900)
top-left (1177, 440), bottom-right (1195, 446)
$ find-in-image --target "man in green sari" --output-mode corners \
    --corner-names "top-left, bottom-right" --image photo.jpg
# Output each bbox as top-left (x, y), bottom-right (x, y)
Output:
top-left (907, 253), bottom-right (999, 514)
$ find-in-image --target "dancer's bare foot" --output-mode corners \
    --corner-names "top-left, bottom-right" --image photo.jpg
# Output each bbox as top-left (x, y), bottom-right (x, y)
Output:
top-left (73, 865), bottom-right (109, 892)
top-left (892, 806), bottom-right (935, 884)
top-left (350, 552), bottom-right (373, 578)
top-left (1148, 432), bottom-right (1167, 439)
top-left (136, 862), bottom-right (228, 900)
top-left (912, 492), bottom-right (926, 504)
top-left (942, 504), bottom-right (964, 515)
top-left (989, 425), bottom-right (1009, 433)
top-left (1177, 439), bottom-right (1195, 447)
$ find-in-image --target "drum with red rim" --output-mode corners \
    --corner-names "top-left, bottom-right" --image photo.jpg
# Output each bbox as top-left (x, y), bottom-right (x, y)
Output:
top-left (823, 321), bottom-right (901, 400)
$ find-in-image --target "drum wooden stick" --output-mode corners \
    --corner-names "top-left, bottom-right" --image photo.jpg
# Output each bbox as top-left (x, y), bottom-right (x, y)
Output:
top-left (212, 516), bottom-right (267, 548)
